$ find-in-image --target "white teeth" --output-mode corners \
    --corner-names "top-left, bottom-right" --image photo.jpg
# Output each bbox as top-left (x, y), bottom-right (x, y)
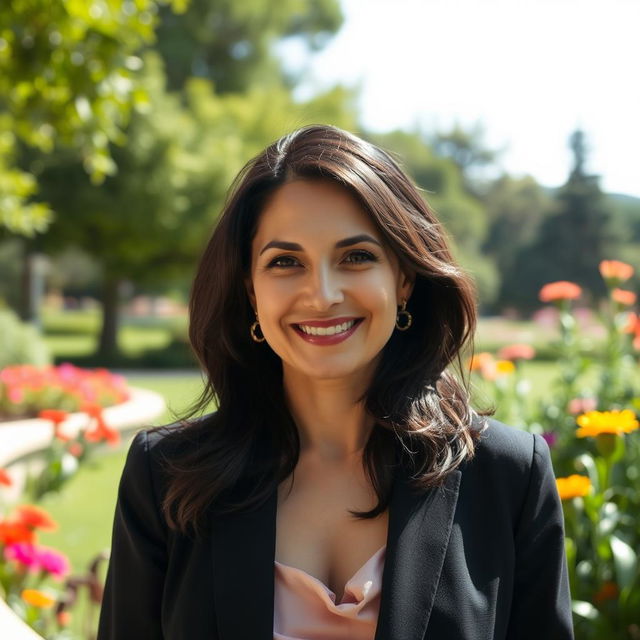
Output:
top-left (298, 320), bottom-right (357, 336)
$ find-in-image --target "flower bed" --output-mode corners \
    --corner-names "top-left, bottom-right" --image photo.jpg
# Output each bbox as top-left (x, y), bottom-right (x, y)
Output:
top-left (0, 379), bottom-right (165, 638)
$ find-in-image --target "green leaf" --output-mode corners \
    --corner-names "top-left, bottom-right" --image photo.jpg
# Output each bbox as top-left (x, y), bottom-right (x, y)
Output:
top-left (610, 534), bottom-right (638, 591)
top-left (572, 600), bottom-right (600, 620)
top-left (576, 453), bottom-right (599, 491)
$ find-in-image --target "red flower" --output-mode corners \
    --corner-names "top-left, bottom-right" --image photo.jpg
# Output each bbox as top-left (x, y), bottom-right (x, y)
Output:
top-left (0, 521), bottom-right (35, 546)
top-left (38, 409), bottom-right (69, 425)
top-left (14, 505), bottom-right (58, 532)
top-left (0, 468), bottom-right (13, 487)
top-left (68, 443), bottom-right (84, 457)
top-left (624, 312), bottom-right (640, 350)
top-left (539, 281), bottom-right (582, 303)
top-left (82, 404), bottom-right (121, 446)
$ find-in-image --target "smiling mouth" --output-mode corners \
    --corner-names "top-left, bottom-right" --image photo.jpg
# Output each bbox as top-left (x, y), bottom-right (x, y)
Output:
top-left (293, 318), bottom-right (363, 337)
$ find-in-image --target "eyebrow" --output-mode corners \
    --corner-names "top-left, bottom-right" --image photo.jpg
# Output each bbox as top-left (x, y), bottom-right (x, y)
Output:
top-left (259, 234), bottom-right (382, 256)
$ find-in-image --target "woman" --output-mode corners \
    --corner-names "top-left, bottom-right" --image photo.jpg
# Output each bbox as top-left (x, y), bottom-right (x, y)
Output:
top-left (97, 125), bottom-right (574, 639)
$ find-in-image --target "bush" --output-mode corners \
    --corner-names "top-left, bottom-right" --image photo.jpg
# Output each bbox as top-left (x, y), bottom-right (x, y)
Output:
top-left (0, 308), bottom-right (51, 369)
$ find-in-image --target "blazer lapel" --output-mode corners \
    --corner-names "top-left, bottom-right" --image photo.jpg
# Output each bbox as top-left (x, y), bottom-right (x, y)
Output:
top-left (209, 461), bottom-right (461, 640)
top-left (375, 465), bottom-right (461, 640)
top-left (211, 484), bottom-right (278, 639)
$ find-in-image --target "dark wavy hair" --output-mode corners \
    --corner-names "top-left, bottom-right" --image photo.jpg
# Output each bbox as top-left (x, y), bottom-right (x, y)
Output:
top-left (153, 124), bottom-right (489, 538)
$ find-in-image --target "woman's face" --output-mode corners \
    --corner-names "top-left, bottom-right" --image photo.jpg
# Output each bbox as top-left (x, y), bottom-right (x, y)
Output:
top-left (246, 179), bottom-right (413, 384)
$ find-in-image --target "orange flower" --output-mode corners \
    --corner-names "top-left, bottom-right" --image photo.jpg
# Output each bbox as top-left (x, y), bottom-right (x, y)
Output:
top-left (556, 475), bottom-right (591, 500)
top-left (624, 312), bottom-right (640, 350)
top-left (21, 589), bottom-right (55, 608)
top-left (468, 352), bottom-right (494, 371)
top-left (611, 288), bottom-right (637, 306)
top-left (576, 410), bottom-right (639, 437)
top-left (0, 468), bottom-right (12, 487)
top-left (38, 409), bottom-right (70, 425)
top-left (539, 281), bottom-right (582, 303)
top-left (497, 343), bottom-right (536, 361)
top-left (593, 581), bottom-right (619, 605)
top-left (14, 505), bottom-right (58, 532)
top-left (0, 520), bottom-right (35, 546)
top-left (57, 610), bottom-right (72, 626)
top-left (599, 260), bottom-right (634, 282)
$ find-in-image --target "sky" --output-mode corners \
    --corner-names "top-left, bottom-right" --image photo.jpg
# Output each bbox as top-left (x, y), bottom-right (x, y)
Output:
top-left (285, 0), bottom-right (640, 197)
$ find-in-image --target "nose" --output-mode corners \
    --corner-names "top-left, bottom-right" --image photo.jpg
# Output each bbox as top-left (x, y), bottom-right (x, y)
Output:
top-left (303, 263), bottom-right (344, 311)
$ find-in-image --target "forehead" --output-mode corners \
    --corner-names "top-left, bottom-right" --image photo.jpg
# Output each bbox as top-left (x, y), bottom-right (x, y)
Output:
top-left (252, 180), bottom-right (381, 244)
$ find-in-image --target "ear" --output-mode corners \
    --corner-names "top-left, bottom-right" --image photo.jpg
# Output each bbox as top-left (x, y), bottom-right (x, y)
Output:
top-left (245, 276), bottom-right (257, 311)
top-left (397, 269), bottom-right (415, 304)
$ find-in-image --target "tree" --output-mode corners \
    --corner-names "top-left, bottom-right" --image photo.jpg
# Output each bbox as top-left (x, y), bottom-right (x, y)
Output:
top-left (482, 174), bottom-right (553, 313)
top-left (33, 54), bottom-right (355, 358)
top-left (511, 129), bottom-right (617, 312)
top-left (429, 121), bottom-right (503, 197)
top-left (155, 0), bottom-right (342, 92)
top-left (0, 0), bottom-right (187, 235)
top-left (369, 129), bottom-right (499, 308)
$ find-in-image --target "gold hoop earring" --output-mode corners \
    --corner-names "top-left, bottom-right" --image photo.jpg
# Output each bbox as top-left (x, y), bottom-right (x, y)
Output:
top-left (250, 312), bottom-right (266, 343)
top-left (395, 300), bottom-right (412, 331)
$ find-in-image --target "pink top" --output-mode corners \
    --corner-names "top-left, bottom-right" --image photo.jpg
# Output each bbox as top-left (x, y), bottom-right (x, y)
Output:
top-left (273, 545), bottom-right (386, 640)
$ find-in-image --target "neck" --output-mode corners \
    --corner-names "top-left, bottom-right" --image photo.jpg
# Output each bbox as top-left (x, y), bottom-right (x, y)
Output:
top-left (282, 366), bottom-right (375, 462)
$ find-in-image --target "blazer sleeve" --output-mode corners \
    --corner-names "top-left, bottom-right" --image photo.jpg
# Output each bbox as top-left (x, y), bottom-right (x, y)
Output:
top-left (507, 433), bottom-right (574, 639)
top-left (97, 430), bottom-right (168, 640)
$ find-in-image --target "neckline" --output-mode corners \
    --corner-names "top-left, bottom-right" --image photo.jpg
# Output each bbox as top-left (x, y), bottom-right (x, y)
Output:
top-left (274, 543), bottom-right (386, 602)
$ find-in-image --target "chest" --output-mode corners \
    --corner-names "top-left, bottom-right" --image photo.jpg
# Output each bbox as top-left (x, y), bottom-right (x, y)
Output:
top-left (274, 467), bottom-right (389, 601)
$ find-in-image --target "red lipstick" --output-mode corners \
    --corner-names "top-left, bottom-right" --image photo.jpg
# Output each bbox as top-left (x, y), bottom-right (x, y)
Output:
top-left (292, 317), bottom-right (363, 346)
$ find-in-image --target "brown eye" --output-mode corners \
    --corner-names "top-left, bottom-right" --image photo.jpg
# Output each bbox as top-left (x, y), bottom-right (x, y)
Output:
top-left (267, 255), bottom-right (299, 268)
top-left (344, 250), bottom-right (377, 264)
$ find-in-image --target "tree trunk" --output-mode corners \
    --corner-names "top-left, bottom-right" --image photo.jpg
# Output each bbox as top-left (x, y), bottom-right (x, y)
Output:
top-left (19, 239), bottom-right (46, 330)
top-left (18, 239), bottom-right (33, 321)
top-left (97, 276), bottom-right (121, 358)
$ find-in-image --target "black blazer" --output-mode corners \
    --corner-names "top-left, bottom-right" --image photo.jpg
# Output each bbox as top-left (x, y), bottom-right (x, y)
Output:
top-left (97, 417), bottom-right (574, 639)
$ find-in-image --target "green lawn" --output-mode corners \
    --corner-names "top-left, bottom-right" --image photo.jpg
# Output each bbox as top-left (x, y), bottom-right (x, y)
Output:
top-left (42, 308), bottom-right (187, 359)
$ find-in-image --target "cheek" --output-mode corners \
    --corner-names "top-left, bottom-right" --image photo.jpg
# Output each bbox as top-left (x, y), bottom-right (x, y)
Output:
top-left (253, 278), bottom-right (293, 325)
top-left (359, 272), bottom-right (398, 318)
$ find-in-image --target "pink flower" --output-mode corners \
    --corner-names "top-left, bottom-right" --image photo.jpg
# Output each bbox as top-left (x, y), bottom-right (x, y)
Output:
top-left (4, 543), bottom-right (40, 572)
top-left (541, 432), bottom-right (558, 448)
top-left (568, 397), bottom-right (597, 415)
top-left (7, 386), bottom-right (24, 403)
top-left (36, 546), bottom-right (70, 580)
top-left (497, 344), bottom-right (536, 361)
top-left (4, 543), bottom-right (70, 580)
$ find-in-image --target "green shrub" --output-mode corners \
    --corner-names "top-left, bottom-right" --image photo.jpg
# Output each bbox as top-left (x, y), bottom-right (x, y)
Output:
top-left (0, 309), bottom-right (51, 368)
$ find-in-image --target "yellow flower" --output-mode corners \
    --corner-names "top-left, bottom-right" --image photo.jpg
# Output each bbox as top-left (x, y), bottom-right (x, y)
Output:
top-left (556, 475), bottom-right (592, 500)
top-left (576, 410), bottom-right (639, 437)
top-left (495, 360), bottom-right (516, 375)
top-left (21, 589), bottom-right (55, 608)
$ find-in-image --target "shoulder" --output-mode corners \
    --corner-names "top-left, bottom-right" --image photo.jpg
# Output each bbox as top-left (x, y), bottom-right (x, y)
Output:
top-left (471, 415), bottom-right (538, 466)
top-left (122, 413), bottom-right (215, 487)
top-left (464, 414), bottom-right (554, 489)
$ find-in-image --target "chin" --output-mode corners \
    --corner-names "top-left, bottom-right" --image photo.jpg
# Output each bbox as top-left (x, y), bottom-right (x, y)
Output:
top-left (290, 356), bottom-right (377, 383)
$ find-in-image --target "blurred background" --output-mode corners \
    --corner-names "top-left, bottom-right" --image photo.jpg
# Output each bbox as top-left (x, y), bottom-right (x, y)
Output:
top-left (1, 0), bottom-right (639, 638)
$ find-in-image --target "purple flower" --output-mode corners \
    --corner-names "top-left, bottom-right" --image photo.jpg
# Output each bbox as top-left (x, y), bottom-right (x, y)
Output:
top-left (541, 432), bottom-right (558, 448)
